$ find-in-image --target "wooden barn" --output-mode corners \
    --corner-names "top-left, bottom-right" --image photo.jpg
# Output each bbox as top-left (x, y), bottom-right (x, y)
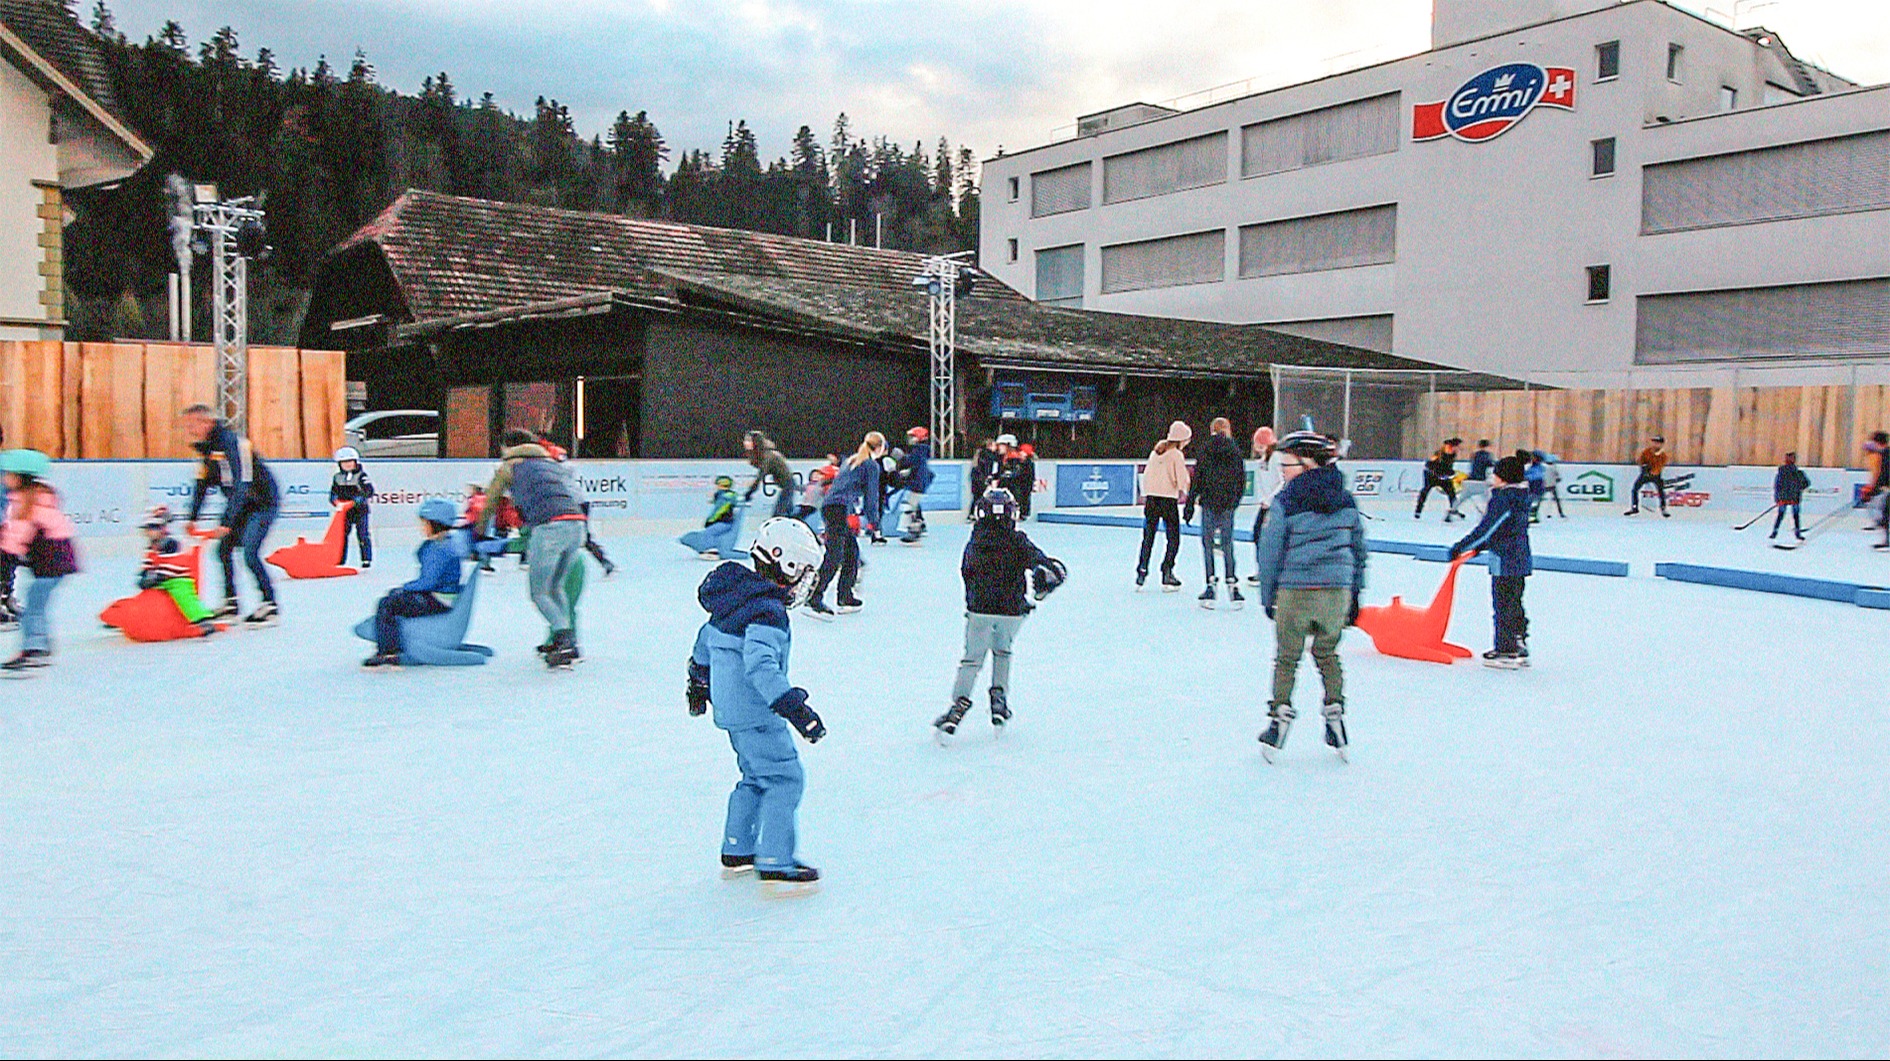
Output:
top-left (300, 191), bottom-right (1455, 459)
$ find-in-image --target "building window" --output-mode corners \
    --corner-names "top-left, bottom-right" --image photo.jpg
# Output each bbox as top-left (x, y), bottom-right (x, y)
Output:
top-left (1030, 163), bottom-right (1091, 217)
top-left (1241, 93), bottom-right (1400, 178)
top-left (1239, 205), bottom-right (1397, 278)
top-left (1636, 277), bottom-right (1890, 364)
top-left (1007, 176), bottom-right (1019, 202)
top-left (1099, 230), bottom-right (1225, 293)
top-left (1596, 40), bottom-right (1620, 81)
top-left (1720, 85), bottom-right (1739, 110)
top-left (1641, 130), bottom-right (1890, 234)
top-left (1586, 265), bottom-right (1612, 304)
top-left (1667, 44), bottom-right (1684, 83)
top-left (1102, 132), bottom-right (1227, 205)
top-left (1007, 238), bottom-right (1019, 263)
top-left (1591, 137), bottom-right (1616, 178)
top-left (1035, 244), bottom-right (1085, 306)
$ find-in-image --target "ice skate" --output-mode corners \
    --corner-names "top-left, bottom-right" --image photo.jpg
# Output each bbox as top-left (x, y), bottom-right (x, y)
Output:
top-left (720, 853), bottom-right (756, 879)
top-left (209, 598), bottom-right (239, 621)
top-left (758, 862), bottom-right (820, 897)
top-left (1198, 584), bottom-right (1217, 610)
top-left (1225, 579), bottom-right (1245, 610)
top-left (1258, 704), bottom-right (1295, 763)
top-left (361, 653), bottom-right (402, 670)
top-left (1323, 704), bottom-right (1348, 763)
top-left (1482, 650), bottom-right (1523, 670)
top-left (1135, 568), bottom-right (1148, 591)
top-left (989, 687), bottom-right (1011, 731)
top-left (243, 602), bottom-right (279, 629)
top-left (1161, 572), bottom-right (1181, 593)
top-left (804, 600), bottom-right (836, 621)
top-left (0, 649), bottom-right (49, 676)
top-left (934, 696), bottom-right (972, 745)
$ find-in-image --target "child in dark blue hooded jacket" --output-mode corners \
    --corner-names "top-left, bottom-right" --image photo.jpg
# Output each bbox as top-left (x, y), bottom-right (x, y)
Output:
top-left (688, 518), bottom-right (828, 886)
top-left (1448, 455), bottom-right (1534, 667)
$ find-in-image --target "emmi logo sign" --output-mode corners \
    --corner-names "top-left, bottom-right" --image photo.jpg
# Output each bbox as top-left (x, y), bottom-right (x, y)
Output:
top-left (1567, 470), bottom-right (1614, 503)
top-left (1414, 63), bottom-right (1577, 143)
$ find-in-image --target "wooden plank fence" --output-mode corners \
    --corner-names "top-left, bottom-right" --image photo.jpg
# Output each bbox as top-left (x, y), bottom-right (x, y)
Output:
top-left (1411, 386), bottom-right (1883, 467)
top-left (0, 341), bottom-right (344, 459)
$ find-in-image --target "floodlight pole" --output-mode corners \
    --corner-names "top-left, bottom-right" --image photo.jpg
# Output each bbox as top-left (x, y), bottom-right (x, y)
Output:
top-left (193, 198), bottom-right (265, 431)
top-left (922, 255), bottom-right (963, 459)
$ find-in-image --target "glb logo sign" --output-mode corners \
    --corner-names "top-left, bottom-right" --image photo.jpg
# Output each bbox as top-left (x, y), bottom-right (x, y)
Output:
top-left (1414, 63), bottom-right (1576, 143)
top-left (1568, 470), bottom-right (1614, 503)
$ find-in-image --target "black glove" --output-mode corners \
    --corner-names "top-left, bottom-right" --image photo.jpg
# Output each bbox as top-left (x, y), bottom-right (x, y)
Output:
top-left (770, 687), bottom-right (826, 743)
top-left (686, 659), bottom-right (711, 717)
top-left (1347, 594), bottom-right (1360, 627)
top-left (137, 569), bottom-right (164, 591)
top-left (1031, 557), bottom-right (1068, 601)
top-left (1183, 502), bottom-right (1196, 523)
top-left (1264, 603), bottom-right (1277, 620)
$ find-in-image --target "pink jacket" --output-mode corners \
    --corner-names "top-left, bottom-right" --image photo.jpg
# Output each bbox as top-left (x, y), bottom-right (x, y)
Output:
top-left (1141, 443), bottom-right (1191, 500)
top-left (2, 487), bottom-right (76, 557)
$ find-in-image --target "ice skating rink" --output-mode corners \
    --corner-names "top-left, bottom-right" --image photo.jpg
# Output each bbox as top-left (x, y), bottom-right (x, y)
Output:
top-left (3, 507), bottom-right (1885, 1057)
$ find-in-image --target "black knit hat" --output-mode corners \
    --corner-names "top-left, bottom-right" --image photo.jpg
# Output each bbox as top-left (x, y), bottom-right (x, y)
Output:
top-left (1494, 455), bottom-right (1527, 483)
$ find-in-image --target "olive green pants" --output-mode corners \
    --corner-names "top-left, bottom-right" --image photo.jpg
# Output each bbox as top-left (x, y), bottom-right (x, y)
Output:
top-left (1271, 587), bottom-right (1348, 709)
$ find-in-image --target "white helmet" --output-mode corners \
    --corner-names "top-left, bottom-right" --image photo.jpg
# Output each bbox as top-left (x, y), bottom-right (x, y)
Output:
top-left (333, 446), bottom-right (361, 463)
top-left (750, 517), bottom-right (823, 607)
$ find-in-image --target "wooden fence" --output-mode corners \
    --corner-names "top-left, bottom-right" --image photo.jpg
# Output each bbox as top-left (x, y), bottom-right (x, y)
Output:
top-left (1410, 385), bottom-right (1884, 467)
top-left (0, 341), bottom-right (346, 460)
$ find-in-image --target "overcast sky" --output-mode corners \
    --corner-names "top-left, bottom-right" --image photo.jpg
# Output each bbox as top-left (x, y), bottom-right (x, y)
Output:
top-left (97, 0), bottom-right (1890, 166)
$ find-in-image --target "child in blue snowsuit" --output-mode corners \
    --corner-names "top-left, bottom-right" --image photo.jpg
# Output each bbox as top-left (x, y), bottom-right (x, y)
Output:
top-left (363, 498), bottom-right (463, 668)
top-left (680, 475), bottom-right (743, 559)
top-left (1448, 455), bottom-right (1534, 668)
top-left (688, 519), bottom-right (827, 887)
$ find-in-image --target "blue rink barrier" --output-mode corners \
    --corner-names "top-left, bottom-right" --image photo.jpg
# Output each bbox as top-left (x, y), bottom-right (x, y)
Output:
top-left (1653, 563), bottom-right (1889, 608)
top-left (1037, 514), bottom-right (1628, 576)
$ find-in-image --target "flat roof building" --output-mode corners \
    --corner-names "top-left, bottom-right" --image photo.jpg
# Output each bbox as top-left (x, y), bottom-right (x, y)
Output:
top-left (979, 0), bottom-right (1889, 389)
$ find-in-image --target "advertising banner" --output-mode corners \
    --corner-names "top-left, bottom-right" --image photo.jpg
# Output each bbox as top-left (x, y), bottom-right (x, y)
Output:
top-left (1054, 463), bottom-right (1138, 508)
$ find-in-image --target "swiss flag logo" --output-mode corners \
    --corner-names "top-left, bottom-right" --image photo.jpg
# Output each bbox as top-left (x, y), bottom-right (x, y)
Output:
top-left (1540, 67), bottom-right (1577, 109)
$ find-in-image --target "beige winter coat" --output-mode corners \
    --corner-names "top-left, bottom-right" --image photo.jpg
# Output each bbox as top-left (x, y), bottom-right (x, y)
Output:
top-left (1141, 442), bottom-right (1191, 500)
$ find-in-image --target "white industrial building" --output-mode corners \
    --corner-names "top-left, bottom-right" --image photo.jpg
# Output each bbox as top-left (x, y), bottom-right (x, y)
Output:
top-left (979, 0), bottom-right (1890, 388)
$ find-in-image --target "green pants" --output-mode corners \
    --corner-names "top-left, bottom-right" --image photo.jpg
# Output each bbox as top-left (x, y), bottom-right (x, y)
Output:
top-left (1271, 587), bottom-right (1348, 709)
top-left (160, 577), bottom-right (212, 623)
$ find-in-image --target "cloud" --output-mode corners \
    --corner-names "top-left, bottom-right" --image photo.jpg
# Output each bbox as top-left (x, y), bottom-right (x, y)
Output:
top-left (97, 0), bottom-right (1890, 169)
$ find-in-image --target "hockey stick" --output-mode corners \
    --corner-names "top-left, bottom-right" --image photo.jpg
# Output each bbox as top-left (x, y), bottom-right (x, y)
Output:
top-left (1734, 503), bottom-right (1780, 532)
top-left (1771, 502), bottom-right (1858, 550)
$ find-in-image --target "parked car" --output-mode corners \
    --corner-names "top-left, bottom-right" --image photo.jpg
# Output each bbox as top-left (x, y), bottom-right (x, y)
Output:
top-left (342, 410), bottom-right (440, 458)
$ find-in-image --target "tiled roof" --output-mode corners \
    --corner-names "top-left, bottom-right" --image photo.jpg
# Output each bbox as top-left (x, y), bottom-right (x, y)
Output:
top-left (660, 272), bottom-right (1495, 380)
top-left (0, 0), bottom-right (126, 123)
top-left (338, 190), bottom-right (1023, 324)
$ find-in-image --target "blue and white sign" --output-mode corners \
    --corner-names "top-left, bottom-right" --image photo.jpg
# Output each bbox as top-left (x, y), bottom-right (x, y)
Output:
top-left (1055, 464), bottom-right (1137, 508)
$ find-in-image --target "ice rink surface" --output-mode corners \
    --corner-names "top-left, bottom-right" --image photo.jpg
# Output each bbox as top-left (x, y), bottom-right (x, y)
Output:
top-left (2, 503), bottom-right (1886, 1057)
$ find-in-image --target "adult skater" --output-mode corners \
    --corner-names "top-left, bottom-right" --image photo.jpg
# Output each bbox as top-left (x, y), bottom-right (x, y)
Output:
top-left (476, 429), bottom-right (589, 668)
top-left (1625, 435), bottom-right (1671, 517)
top-left (1862, 433), bottom-right (1889, 532)
top-left (181, 403), bottom-right (281, 627)
top-left (537, 431), bottom-right (617, 578)
top-left (1247, 427), bottom-right (1286, 586)
top-left (805, 432), bottom-right (883, 619)
top-left (969, 438), bottom-right (1002, 519)
top-left (1770, 452), bottom-right (1809, 542)
top-left (896, 426), bottom-right (935, 543)
top-left (741, 430), bottom-right (797, 519)
top-left (1448, 439), bottom-right (1494, 520)
top-left (1414, 438), bottom-right (1462, 521)
top-left (329, 446), bottom-right (375, 569)
top-left (999, 442), bottom-right (1037, 519)
top-left (1185, 417), bottom-right (1246, 609)
top-left (1254, 431), bottom-right (1365, 762)
top-left (688, 516), bottom-right (827, 893)
top-left (1136, 421), bottom-right (1192, 591)
top-left (935, 485), bottom-right (1066, 743)
top-left (1449, 454), bottom-right (1535, 668)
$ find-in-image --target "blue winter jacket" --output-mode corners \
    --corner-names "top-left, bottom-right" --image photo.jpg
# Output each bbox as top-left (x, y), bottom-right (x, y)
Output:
top-left (188, 421), bottom-right (280, 524)
top-left (1524, 461), bottom-right (1547, 497)
top-left (1450, 484), bottom-right (1534, 576)
top-left (401, 536), bottom-right (463, 598)
top-left (1255, 464), bottom-right (1368, 610)
top-left (900, 441), bottom-right (936, 493)
top-left (691, 562), bottom-right (796, 732)
top-left (1467, 449), bottom-right (1494, 481)
top-left (822, 456), bottom-right (881, 528)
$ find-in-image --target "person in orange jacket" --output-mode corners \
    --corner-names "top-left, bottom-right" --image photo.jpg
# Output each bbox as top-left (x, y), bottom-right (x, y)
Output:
top-left (1625, 435), bottom-right (1671, 517)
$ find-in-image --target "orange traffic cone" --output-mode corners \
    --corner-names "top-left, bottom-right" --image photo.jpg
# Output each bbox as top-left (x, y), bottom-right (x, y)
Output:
top-left (1353, 553), bottom-right (1475, 664)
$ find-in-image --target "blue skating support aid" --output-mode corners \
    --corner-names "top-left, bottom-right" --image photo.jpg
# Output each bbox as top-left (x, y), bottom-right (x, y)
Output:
top-left (1653, 563), bottom-right (1864, 604)
top-left (353, 567), bottom-right (494, 666)
top-left (1855, 588), bottom-right (1890, 610)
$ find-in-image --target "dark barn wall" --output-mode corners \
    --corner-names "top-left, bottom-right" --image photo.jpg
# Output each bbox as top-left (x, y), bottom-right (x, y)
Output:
top-left (960, 371), bottom-right (1273, 459)
top-left (641, 317), bottom-right (928, 460)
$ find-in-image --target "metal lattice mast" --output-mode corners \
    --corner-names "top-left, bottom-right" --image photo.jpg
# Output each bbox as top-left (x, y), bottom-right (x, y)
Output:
top-left (193, 199), bottom-right (265, 431)
top-left (923, 256), bottom-right (960, 459)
